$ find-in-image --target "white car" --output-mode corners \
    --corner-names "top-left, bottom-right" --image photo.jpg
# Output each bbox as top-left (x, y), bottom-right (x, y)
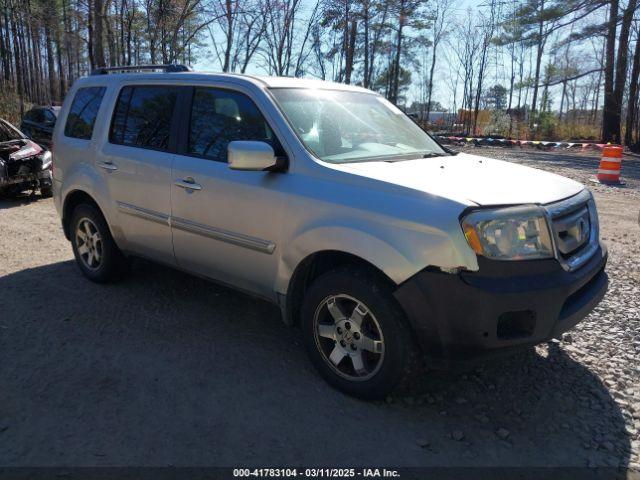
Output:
top-left (52, 65), bottom-right (608, 399)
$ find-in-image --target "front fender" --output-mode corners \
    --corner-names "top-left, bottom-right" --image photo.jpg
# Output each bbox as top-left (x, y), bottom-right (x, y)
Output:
top-left (276, 226), bottom-right (412, 294)
top-left (275, 216), bottom-right (475, 295)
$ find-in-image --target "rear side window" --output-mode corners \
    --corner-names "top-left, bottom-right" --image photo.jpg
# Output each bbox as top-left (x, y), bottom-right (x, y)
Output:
top-left (110, 85), bottom-right (178, 151)
top-left (188, 88), bottom-right (276, 161)
top-left (64, 87), bottom-right (106, 139)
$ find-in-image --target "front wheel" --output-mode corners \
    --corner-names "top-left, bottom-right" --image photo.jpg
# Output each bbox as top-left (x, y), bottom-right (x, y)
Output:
top-left (40, 184), bottom-right (52, 198)
top-left (300, 267), bottom-right (419, 399)
top-left (39, 177), bottom-right (52, 197)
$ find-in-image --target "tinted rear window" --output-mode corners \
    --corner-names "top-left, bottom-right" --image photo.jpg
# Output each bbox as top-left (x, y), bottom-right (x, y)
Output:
top-left (64, 87), bottom-right (106, 139)
top-left (110, 85), bottom-right (178, 151)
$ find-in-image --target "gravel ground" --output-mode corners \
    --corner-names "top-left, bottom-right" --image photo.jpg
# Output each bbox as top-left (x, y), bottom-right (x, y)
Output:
top-left (0, 148), bottom-right (638, 468)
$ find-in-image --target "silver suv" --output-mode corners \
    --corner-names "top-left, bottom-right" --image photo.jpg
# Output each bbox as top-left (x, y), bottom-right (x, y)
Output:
top-left (52, 65), bottom-right (608, 399)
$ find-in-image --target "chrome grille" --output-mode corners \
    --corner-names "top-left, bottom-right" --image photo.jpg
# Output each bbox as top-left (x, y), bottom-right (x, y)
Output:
top-left (544, 189), bottom-right (599, 271)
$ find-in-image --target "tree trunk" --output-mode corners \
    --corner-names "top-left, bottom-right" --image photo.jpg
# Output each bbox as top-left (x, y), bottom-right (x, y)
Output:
top-left (425, 38), bottom-right (439, 122)
top-left (390, 1), bottom-right (405, 103)
top-left (19, 19), bottom-right (33, 101)
top-left (9, 1), bottom-right (24, 114)
top-left (607, 0), bottom-right (637, 143)
top-left (0, 11), bottom-right (10, 82)
top-left (344, 20), bottom-right (357, 84)
top-left (94, 0), bottom-right (105, 67)
top-left (148, 8), bottom-right (156, 64)
top-left (529, 0), bottom-right (546, 124)
top-left (2, 9), bottom-right (13, 82)
top-left (362, 0), bottom-right (370, 88)
top-left (558, 81), bottom-right (567, 121)
top-left (105, 1), bottom-right (118, 66)
top-left (120, 0), bottom-right (126, 64)
top-left (44, 17), bottom-right (57, 103)
top-left (601, 0), bottom-right (619, 142)
top-left (55, 25), bottom-right (65, 99)
top-left (625, 35), bottom-right (640, 146)
top-left (222, 0), bottom-right (234, 72)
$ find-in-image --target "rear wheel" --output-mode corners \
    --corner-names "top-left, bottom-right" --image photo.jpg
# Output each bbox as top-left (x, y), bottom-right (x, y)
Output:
top-left (70, 204), bottom-right (128, 283)
top-left (300, 267), bottom-right (419, 399)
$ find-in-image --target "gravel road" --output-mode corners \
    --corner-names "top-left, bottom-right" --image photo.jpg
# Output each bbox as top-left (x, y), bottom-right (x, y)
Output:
top-left (0, 148), bottom-right (638, 468)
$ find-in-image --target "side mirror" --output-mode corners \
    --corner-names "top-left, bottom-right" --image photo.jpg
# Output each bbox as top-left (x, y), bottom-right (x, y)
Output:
top-left (228, 141), bottom-right (285, 172)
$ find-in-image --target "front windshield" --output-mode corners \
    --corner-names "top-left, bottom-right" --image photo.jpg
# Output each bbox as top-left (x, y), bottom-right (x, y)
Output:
top-left (270, 88), bottom-right (446, 163)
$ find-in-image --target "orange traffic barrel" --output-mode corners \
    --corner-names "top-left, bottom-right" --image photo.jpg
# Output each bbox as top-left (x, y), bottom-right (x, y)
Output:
top-left (596, 145), bottom-right (624, 184)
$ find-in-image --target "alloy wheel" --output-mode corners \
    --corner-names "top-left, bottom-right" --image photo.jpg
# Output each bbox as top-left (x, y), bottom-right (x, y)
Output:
top-left (313, 294), bottom-right (385, 381)
top-left (75, 217), bottom-right (103, 270)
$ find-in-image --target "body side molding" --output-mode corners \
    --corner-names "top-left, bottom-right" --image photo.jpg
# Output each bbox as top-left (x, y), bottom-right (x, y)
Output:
top-left (116, 201), bottom-right (170, 225)
top-left (117, 201), bottom-right (276, 254)
top-left (171, 216), bottom-right (276, 254)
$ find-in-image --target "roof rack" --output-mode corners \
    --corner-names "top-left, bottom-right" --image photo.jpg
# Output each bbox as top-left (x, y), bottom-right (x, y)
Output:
top-left (90, 64), bottom-right (192, 75)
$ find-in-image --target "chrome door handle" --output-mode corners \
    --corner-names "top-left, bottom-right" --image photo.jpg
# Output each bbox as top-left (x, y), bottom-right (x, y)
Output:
top-left (174, 178), bottom-right (202, 191)
top-left (98, 161), bottom-right (118, 171)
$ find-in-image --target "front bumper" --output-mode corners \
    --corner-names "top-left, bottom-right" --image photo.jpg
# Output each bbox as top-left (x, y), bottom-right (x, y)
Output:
top-left (0, 167), bottom-right (51, 188)
top-left (394, 244), bottom-right (608, 365)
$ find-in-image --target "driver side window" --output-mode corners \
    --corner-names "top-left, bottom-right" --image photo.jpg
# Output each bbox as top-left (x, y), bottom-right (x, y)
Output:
top-left (188, 88), bottom-right (280, 162)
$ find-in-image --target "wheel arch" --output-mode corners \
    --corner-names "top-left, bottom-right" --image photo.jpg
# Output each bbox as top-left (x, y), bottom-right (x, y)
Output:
top-left (280, 250), bottom-right (400, 327)
top-left (275, 224), bottom-right (426, 325)
top-left (62, 189), bottom-right (113, 242)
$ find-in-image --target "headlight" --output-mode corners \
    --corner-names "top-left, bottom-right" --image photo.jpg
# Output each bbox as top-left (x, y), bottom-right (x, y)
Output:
top-left (40, 151), bottom-right (52, 170)
top-left (461, 205), bottom-right (553, 260)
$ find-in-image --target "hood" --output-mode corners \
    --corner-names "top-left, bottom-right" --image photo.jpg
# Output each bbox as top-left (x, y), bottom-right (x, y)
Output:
top-left (330, 152), bottom-right (584, 206)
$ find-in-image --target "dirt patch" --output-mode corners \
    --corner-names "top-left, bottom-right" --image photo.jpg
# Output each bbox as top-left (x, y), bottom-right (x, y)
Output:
top-left (0, 149), bottom-right (638, 467)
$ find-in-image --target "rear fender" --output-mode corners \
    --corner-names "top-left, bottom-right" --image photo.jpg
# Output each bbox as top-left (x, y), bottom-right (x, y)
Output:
top-left (60, 163), bottom-right (125, 248)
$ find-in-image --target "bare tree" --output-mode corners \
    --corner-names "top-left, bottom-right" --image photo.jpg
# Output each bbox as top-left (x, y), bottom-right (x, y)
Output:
top-left (472, 0), bottom-right (499, 134)
top-left (209, 0), bottom-right (240, 72)
top-left (425, 0), bottom-right (454, 120)
top-left (260, 0), bottom-right (302, 76)
top-left (625, 25), bottom-right (640, 146)
top-left (602, 0), bottom-right (638, 142)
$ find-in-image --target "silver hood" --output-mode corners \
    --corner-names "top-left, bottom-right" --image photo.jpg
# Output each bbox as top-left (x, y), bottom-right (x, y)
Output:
top-left (331, 152), bottom-right (584, 206)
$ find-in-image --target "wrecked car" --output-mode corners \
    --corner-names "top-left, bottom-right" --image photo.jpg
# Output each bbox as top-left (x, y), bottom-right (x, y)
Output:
top-left (0, 118), bottom-right (52, 198)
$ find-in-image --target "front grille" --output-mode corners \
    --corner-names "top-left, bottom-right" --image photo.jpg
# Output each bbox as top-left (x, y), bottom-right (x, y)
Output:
top-left (545, 190), bottom-right (599, 271)
top-left (553, 205), bottom-right (590, 257)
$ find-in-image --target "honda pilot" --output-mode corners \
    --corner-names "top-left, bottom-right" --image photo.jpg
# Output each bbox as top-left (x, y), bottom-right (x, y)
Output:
top-left (52, 65), bottom-right (608, 399)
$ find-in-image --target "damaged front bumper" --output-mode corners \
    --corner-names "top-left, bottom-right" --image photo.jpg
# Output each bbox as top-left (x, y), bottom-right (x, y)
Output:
top-left (0, 139), bottom-right (51, 191)
top-left (394, 244), bottom-right (608, 366)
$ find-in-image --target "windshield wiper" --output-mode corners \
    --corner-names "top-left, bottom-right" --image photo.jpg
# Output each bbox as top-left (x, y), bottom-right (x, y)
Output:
top-left (382, 151), bottom-right (447, 162)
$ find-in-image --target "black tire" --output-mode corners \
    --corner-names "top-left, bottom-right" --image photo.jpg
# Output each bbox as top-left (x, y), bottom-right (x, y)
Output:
top-left (40, 186), bottom-right (52, 198)
top-left (70, 203), bottom-right (128, 283)
top-left (300, 266), bottom-right (420, 400)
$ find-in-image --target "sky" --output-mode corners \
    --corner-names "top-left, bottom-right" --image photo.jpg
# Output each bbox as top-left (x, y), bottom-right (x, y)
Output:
top-left (192, 0), bottom-right (604, 112)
